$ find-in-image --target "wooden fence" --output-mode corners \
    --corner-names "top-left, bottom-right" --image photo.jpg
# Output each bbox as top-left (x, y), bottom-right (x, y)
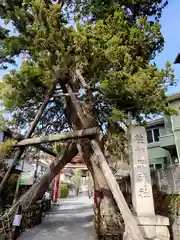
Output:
top-left (0, 199), bottom-right (51, 237)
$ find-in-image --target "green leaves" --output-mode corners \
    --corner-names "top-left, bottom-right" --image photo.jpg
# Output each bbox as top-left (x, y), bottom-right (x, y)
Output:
top-left (0, 139), bottom-right (15, 157)
top-left (0, 0), bottom-right (174, 136)
top-left (71, 0), bottom-right (168, 22)
top-left (0, 61), bottom-right (48, 110)
top-left (53, 142), bottom-right (65, 155)
top-left (79, 10), bottom-right (175, 120)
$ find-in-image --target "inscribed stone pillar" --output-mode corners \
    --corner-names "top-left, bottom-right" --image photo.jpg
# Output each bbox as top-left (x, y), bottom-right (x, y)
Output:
top-left (129, 126), bottom-right (155, 216)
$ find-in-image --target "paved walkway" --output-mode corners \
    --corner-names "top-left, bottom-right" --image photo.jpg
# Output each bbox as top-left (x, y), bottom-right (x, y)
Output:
top-left (19, 196), bottom-right (96, 240)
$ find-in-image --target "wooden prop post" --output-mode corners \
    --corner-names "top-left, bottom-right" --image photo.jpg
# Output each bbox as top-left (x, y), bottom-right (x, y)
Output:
top-left (91, 140), bottom-right (144, 240)
top-left (0, 84), bottom-right (56, 195)
top-left (13, 175), bottom-right (21, 205)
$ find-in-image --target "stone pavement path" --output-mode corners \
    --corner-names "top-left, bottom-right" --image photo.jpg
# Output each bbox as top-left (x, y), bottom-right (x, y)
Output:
top-left (19, 196), bottom-right (96, 240)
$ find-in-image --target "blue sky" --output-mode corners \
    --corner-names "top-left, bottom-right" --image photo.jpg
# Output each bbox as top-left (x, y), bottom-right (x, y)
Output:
top-left (154, 0), bottom-right (180, 94)
top-left (0, 1), bottom-right (180, 94)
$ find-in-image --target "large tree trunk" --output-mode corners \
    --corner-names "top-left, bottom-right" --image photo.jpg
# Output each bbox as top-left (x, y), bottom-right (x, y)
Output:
top-left (82, 141), bottom-right (124, 239)
top-left (62, 83), bottom-right (124, 239)
top-left (2, 143), bottom-right (78, 219)
top-left (62, 79), bottom-right (143, 239)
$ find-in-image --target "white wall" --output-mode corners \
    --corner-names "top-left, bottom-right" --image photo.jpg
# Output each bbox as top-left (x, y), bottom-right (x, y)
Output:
top-left (60, 173), bottom-right (72, 184)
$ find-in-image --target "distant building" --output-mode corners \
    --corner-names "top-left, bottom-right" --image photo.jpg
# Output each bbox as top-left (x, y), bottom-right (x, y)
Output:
top-left (0, 137), bottom-right (53, 185)
top-left (60, 168), bottom-right (74, 184)
top-left (147, 92), bottom-right (180, 169)
top-left (18, 151), bottom-right (53, 185)
top-left (65, 156), bottom-right (89, 186)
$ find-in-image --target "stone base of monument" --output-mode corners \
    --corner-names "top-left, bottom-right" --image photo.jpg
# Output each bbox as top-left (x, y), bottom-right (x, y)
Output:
top-left (136, 215), bottom-right (170, 240)
top-left (123, 215), bottom-right (170, 240)
top-left (171, 214), bottom-right (180, 240)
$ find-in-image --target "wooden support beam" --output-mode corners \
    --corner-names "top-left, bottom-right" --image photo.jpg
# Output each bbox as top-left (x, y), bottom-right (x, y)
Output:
top-left (14, 128), bottom-right (98, 147)
top-left (0, 83), bottom-right (57, 195)
top-left (91, 139), bottom-right (144, 240)
top-left (12, 132), bottom-right (57, 157)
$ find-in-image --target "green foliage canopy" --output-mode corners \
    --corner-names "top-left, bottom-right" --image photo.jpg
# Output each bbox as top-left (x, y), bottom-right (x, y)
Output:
top-left (0, 0), bottom-right (176, 135)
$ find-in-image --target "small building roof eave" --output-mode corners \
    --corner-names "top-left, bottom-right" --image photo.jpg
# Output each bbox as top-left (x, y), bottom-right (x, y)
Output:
top-left (167, 92), bottom-right (180, 102)
top-left (147, 118), bottom-right (164, 128)
top-left (174, 53), bottom-right (180, 64)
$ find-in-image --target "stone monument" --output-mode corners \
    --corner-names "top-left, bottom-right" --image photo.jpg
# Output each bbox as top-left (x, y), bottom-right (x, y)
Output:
top-left (128, 126), bottom-right (170, 240)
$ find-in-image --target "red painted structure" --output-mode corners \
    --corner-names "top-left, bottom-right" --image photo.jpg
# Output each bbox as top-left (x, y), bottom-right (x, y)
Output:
top-left (51, 155), bottom-right (88, 201)
top-left (53, 173), bottom-right (60, 202)
top-left (65, 163), bottom-right (87, 169)
top-left (65, 156), bottom-right (87, 169)
top-left (48, 155), bottom-right (85, 164)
